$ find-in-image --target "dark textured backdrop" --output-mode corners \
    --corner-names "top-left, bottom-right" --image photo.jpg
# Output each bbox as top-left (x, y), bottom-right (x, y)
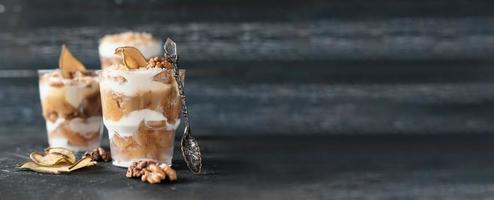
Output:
top-left (1, 0), bottom-right (494, 135)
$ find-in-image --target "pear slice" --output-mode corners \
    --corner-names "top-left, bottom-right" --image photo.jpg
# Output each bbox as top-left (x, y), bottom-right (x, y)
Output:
top-left (30, 152), bottom-right (71, 166)
top-left (44, 147), bottom-right (77, 164)
top-left (115, 47), bottom-right (148, 69)
top-left (59, 45), bottom-right (86, 78)
top-left (18, 161), bottom-right (69, 174)
top-left (68, 156), bottom-right (96, 171)
top-left (18, 155), bottom-right (96, 174)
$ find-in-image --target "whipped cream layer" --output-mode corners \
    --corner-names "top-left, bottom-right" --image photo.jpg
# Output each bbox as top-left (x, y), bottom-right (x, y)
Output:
top-left (104, 109), bottom-right (180, 138)
top-left (46, 117), bottom-right (65, 132)
top-left (100, 67), bottom-right (174, 96)
top-left (48, 137), bottom-right (100, 152)
top-left (69, 117), bottom-right (104, 138)
top-left (98, 36), bottom-right (161, 58)
top-left (48, 137), bottom-right (70, 148)
top-left (47, 116), bottom-right (103, 136)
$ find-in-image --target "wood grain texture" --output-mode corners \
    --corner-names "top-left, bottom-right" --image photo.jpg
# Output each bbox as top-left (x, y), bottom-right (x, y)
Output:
top-left (1, 0), bottom-right (494, 135)
top-left (2, 0), bottom-right (494, 67)
top-left (4, 18), bottom-right (494, 68)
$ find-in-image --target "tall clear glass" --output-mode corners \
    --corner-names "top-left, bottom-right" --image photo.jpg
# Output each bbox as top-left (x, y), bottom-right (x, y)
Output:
top-left (38, 69), bottom-right (103, 151)
top-left (99, 67), bottom-right (184, 167)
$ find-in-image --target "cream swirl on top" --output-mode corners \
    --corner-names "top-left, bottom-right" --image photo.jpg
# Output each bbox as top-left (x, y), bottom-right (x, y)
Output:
top-left (100, 67), bottom-right (172, 96)
top-left (99, 32), bottom-right (162, 58)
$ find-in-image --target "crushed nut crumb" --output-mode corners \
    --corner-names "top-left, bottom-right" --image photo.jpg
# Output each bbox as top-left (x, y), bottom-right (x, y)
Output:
top-left (146, 56), bottom-right (173, 69)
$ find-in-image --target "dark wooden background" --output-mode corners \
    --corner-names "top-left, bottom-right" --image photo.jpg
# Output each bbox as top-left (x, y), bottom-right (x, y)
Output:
top-left (2, 0), bottom-right (494, 135)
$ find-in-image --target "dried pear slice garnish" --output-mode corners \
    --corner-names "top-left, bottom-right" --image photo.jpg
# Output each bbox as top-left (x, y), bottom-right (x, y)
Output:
top-left (59, 45), bottom-right (86, 78)
top-left (30, 152), bottom-right (71, 166)
top-left (44, 147), bottom-right (77, 164)
top-left (68, 156), bottom-right (96, 171)
top-left (17, 149), bottom-right (96, 174)
top-left (18, 161), bottom-right (69, 174)
top-left (115, 47), bottom-right (148, 69)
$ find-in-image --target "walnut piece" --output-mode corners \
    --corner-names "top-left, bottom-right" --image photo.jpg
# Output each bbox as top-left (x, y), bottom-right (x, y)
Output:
top-left (141, 164), bottom-right (166, 184)
top-left (83, 147), bottom-right (111, 162)
top-left (126, 160), bottom-right (177, 184)
top-left (126, 160), bottom-right (157, 178)
top-left (147, 57), bottom-right (173, 69)
top-left (160, 163), bottom-right (177, 181)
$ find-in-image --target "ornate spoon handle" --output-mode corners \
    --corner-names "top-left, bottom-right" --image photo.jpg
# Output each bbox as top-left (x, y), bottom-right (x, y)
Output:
top-left (165, 38), bottom-right (202, 174)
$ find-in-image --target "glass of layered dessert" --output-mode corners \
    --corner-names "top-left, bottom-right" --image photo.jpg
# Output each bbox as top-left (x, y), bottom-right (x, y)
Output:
top-left (100, 47), bottom-right (183, 167)
top-left (39, 45), bottom-right (103, 151)
top-left (98, 32), bottom-right (162, 68)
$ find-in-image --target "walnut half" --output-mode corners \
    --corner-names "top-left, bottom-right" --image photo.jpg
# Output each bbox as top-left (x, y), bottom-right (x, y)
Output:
top-left (126, 160), bottom-right (177, 184)
top-left (141, 164), bottom-right (166, 184)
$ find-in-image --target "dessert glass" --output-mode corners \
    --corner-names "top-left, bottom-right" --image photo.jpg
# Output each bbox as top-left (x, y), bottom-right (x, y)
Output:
top-left (38, 69), bottom-right (103, 151)
top-left (100, 66), bottom-right (184, 167)
top-left (98, 32), bottom-right (162, 68)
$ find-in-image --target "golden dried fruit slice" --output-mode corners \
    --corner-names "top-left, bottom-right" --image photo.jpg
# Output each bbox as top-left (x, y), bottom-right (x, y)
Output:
top-left (18, 157), bottom-right (96, 174)
top-left (17, 161), bottom-right (70, 174)
top-left (68, 156), bottom-right (96, 171)
top-left (17, 148), bottom-right (97, 174)
top-left (44, 147), bottom-right (77, 164)
top-left (115, 47), bottom-right (148, 69)
top-left (59, 45), bottom-right (86, 78)
top-left (30, 152), bottom-right (71, 166)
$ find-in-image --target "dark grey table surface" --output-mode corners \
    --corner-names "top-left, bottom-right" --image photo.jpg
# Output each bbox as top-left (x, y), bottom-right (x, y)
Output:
top-left (1, 130), bottom-right (494, 200)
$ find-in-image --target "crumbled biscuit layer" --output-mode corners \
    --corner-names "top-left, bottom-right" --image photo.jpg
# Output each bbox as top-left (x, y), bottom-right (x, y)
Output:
top-left (110, 122), bottom-right (175, 164)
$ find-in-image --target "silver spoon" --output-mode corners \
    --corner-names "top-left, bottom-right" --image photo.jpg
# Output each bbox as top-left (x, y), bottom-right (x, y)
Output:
top-left (164, 38), bottom-right (202, 174)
